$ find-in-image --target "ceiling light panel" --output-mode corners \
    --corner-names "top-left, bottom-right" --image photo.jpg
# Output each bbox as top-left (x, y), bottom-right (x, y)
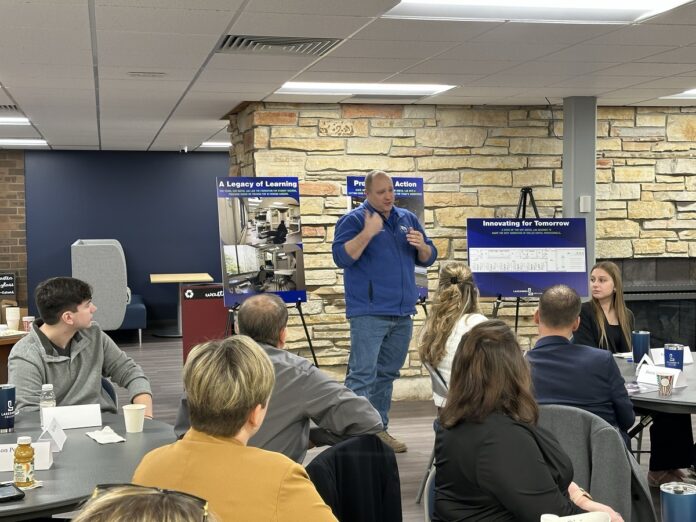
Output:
top-left (0, 117), bottom-right (30, 125)
top-left (383, 1), bottom-right (692, 24)
top-left (276, 82), bottom-right (455, 96)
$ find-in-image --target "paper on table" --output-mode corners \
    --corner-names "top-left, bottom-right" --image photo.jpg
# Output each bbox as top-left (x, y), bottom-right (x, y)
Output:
top-left (614, 352), bottom-right (633, 359)
top-left (636, 365), bottom-right (686, 388)
top-left (85, 426), bottom-right (125, 444)
top-left (38, 417), bottom-right (66, 452)
top-left (41, 404), bottom-right (102, 430)
top-left (650, 347), bottom-right (694, 366)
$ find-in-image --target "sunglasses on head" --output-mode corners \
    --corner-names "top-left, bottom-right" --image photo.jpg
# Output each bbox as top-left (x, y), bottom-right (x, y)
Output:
top-left (92, 483), bottom-right (209, 521)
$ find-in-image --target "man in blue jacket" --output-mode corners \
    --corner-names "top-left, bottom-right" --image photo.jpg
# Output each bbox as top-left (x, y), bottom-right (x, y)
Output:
top-left (527, 284), bottom-right (635, 442)
top-left (332, 170), bottom-right (437, 452)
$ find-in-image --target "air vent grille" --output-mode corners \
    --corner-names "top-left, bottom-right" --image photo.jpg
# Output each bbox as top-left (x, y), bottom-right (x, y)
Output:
top-left (0, 105), bottom-right (20, 113)
top-left (217, 35), bottom-right (341, 57)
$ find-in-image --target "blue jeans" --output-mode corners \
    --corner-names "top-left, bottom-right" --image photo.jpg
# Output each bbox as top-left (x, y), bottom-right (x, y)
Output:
top-left (345, 315), bottom-right (413, 428)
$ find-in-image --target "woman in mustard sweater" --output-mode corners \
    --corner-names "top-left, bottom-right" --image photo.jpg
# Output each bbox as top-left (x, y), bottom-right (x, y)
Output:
top-left (133, 336), bottom-right (336, 522)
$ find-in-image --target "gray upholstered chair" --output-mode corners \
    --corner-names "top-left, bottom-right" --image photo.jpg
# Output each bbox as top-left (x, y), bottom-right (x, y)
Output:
top-left (71, 239), bottom-right (146, 345)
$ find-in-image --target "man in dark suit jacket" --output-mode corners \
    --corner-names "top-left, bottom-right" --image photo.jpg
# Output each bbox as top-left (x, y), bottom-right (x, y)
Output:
top-left (527, 284), bottom-right (635, 441)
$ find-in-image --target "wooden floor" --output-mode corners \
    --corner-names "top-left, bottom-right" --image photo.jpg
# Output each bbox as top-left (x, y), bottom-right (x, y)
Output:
top-left (113, 331), bottom-right (668, 522)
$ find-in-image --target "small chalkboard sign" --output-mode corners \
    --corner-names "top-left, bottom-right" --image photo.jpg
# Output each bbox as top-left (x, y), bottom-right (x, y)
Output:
top-left (0, 273), bottom-right (16, 297)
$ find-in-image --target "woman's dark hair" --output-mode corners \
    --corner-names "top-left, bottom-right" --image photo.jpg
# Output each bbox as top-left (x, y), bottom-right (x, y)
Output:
top-left (439, 319), bottom-right (538, 428)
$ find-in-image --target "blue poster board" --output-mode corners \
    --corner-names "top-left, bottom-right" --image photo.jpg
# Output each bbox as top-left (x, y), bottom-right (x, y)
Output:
top-left (217, 177), bottom-right (307, 307)
top-left (347, 176), bottom-right (428, 300)
top-left (466, 218), bottom-right (588, 298)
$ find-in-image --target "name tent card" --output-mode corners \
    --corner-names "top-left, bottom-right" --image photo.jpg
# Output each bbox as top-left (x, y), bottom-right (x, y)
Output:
top-left (636, 365), bottom-right (685, 389)
top-left (650, 348), bottom-right (694, 366)
top-left (39, 417), bottom-right (66, 452)
top-left (41, 404), bottom-right (102, 430)
top-left (0, 441), bottom-right (52, 471)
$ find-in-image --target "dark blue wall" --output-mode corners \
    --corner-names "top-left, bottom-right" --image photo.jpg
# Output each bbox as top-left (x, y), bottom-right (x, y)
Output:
top-left (25, 151), bottom-right (226, 321)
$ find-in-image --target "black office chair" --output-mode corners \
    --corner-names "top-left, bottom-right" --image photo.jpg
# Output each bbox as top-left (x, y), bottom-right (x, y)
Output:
top-left (101, 377), bottom-right (117, 407)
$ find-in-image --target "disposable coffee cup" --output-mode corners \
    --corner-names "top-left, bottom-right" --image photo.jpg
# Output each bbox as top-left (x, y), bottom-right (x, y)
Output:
top-left (21, 316), bottom-right (34, 332)
top-left (657, 371), bottom-right (675, 397)
top-left (665, 344), bottom-right (685, 371)
top-left (0, 385), bottom-right (16, 433)
top-left (632, 330), bottom-right (650, 364)
top-left (122, 404), bottom-right (146, 433)
top-left (5, 308), bottom-right (20, 331)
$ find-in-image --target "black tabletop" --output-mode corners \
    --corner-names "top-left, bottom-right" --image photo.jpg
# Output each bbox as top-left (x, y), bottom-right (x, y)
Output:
top-left (0, 412), bottom-right (176, 521)
top-left (617, 355), bottom-right (696, 415)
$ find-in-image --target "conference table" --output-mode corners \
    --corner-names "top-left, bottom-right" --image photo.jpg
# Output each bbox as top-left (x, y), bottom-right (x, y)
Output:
top-left (617, 356), bottom-right (696, 415)
top-left (0, 412), bottom-right (176, 521)
top-left (150, 272), bottom-right (214, 337)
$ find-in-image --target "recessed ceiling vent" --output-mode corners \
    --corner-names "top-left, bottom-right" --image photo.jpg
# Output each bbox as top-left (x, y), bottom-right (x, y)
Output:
top-left (127, 71), bottom-right (167, 78)
top-left (217, 35), bottom-right (342, 57)
top-left (0, 105), bottom-right (20, 114)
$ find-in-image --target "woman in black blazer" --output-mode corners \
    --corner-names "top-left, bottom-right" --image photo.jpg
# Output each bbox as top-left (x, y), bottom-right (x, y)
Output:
top-left (433, 320), bottom-right (622, 522)
top-left (574, 261), bottom-right (696, 487)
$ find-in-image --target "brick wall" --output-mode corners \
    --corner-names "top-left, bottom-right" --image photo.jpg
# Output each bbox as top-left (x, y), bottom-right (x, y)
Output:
top-left (0, 150), bottom-right (27, 307)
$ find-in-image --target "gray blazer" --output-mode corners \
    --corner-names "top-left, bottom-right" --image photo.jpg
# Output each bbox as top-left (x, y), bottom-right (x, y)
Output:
top-left (538, 405), bottom-right (657, 522)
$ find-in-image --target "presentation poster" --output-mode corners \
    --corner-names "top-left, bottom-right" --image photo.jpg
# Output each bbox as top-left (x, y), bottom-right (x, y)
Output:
top-left (347, 176), bottom-right (428, 301)
top-left (216, 176), bottom-right (307, 308)
top-left (466, 218), bottom-right (588, 298)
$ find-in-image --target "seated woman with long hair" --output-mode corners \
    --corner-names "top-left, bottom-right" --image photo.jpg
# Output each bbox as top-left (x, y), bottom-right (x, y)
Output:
top-left (418, 262), bottom-right (486, 407)
top-left (434, 320), bottom-right (623, 522)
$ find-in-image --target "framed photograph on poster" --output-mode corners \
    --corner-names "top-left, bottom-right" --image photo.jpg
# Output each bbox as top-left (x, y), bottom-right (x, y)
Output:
top-left (466, 218), bottom-right (588, 298)
top-left (346, 175), bottom-right (429, 301)
top-left (216, 177), bottom-right (306, 308)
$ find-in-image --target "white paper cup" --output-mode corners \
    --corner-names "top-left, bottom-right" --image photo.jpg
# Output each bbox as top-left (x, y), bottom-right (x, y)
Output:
top-left (5, 307), bottom-right (20, 331)
top-left (122, 404), bottom-right (146, 433)
top-left (22, 316), bottom-right (35, 332)
top-left (656, 370), bottom-right (675, 397)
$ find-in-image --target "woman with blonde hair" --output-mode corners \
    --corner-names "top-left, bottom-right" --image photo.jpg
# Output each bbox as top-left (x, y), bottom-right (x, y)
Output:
top-left (575, 261), bottom-right (633, 353)
top-left (73, 484), bottom-right (218, 522)
top-left (132, 336), bottom-right (336, 522)
top-left (434, 320), bottom-right (623, 522)
top-left (574, 261), bottom-right (696, 487)
top-left (418, 262), bottom-right (486, 406)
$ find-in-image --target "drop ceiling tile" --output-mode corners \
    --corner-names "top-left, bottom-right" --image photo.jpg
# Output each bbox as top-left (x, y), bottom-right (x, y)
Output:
top-left (605, 62), bottom-right (696, 76)
top-left (193, 81), bottom-right (281, 93)
top-left (443, 86), bottom-right (528, 97)
top-left (197, 68), bottom-right (293, 84)
top-left (206, 53), bottom-right (315, 71)
top-left (229, 12), bottom-right (371, 39)
top-left (539, 44), bottom-right (676, 63)
top-left (629, 77), bottom-right (696, 89)
top-left (0, 127), bottom-right (41, 139)
top-left (421, 95), bottom-right (511, 105)
top-left (353, 19), bottom-right (502, 42)
top-left (97, 31), bottom-right (218, 68)
top-left (387, 72), bottom-right (485, 85)
top-left (600, 87), bottom-right (680, 99)
top-left (96, 0), bottom-right (245, 10)
top-left (638, 46), bottom-right (696, 64)
top-left (309, 57), bottom-right (422, 74)
top-left (404, 59), bottom-right (518, 76)
top-left (586, 24), bottom-right (696, 46)
top-left (642, 3), bottom-right (696, 25)
top-left (549, 76), bottom-right (646, 89)
top-left (328, 39), bottom-right (455, 60)
top-left (95, 5), bottom-right (235, 34)
top-left (436, 42), bottom-right (566, 62)
top-left (99, 66), bottom-right (195, 81)
top-left (470, 22), bottom-right (616, 45)
top-left (468, 75), bottom-right (570, 88)
top-left (293, 71), bottom-right (393, 82)
top-left (263, 93), bottom-right (348, 103)
top-left (493, 61), bottom-right (619, 77)
top-left (0, 1), bottom-right (87, 31)
top-left (246, 0), bottom-right (399, 17)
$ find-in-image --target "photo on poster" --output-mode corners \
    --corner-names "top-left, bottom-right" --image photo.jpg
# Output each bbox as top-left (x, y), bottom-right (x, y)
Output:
top-left (217, 177), bottom-right (307, 307)
top-left (346, 176), bottom-right (428, 301)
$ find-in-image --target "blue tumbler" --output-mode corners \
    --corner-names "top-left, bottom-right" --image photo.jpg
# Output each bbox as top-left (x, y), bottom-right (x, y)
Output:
top-left (661, 482), bottom-right (696, 522)
top-left (632, 331), bottom-right (650, 364)
top-left (0, 384), bottom-right (15, 433)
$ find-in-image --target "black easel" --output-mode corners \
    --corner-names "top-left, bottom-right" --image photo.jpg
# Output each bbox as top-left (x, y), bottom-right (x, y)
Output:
top-left (225, 299), bottom-right (319, 368)
top-left (296, 300), bottom-right (319, 367)
top-left (491, 187), bottom-right (539, 333)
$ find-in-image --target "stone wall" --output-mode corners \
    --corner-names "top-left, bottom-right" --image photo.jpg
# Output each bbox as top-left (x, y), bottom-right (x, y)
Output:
top-left (0, 151), bottom-right (27, 307)
top-left (228, 102), bottom-right (696, 399)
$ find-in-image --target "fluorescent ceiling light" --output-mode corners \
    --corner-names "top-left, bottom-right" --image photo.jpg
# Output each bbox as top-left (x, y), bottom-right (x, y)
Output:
top-left (383, 0), bottom-right (691, 24)
top-left (661, 88), bottom-right (696, 99)
top-left (200, 141), bottom-right (231, 148)
top-left (0, 117), bottom-right (30, 126)
top-left (276, 82), bottom-right (454, 96)
top-left (0, 139), bottom-right (47, 146)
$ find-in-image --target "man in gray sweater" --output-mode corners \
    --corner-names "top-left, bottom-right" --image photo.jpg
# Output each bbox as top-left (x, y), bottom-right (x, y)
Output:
top-left (174, 293), bottom-right (383, 463)
top-left (8, 277), bottom-right (153, 417)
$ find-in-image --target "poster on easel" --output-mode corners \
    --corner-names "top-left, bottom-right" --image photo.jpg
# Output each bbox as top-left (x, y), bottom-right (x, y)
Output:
top-left (346, 176), bottom-right (428, 301)
top-left (466, 218), bottom-right (588, 298)
top-left (216, 177), bottom-right (307, 308)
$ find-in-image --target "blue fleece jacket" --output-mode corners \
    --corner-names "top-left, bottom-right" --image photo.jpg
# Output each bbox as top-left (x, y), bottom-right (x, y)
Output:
top-left (332, 201), bottom-right (437, 318)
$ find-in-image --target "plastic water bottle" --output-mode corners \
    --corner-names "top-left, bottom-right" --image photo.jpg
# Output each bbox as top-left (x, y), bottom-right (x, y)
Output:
top-left (39, 384), bottom-right (56, 428)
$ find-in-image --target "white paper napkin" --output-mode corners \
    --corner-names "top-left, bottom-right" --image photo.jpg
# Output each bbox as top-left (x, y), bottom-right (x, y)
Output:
top-left (85, 426), bottom-right (125, 444)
